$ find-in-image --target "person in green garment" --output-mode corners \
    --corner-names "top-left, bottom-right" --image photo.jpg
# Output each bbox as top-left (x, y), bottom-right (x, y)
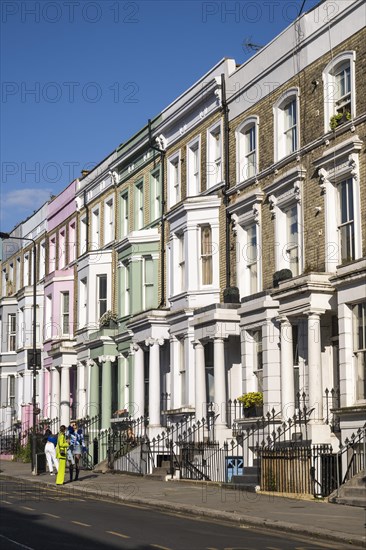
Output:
top-left (55, 425), bottom-right (69, 485)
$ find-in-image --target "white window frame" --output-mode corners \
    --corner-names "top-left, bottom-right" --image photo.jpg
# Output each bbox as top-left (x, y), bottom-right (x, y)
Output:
top-left (323, 51), bottom-right (356, 133)
top-left (186, 136), bottom-right (201, 196)
top-left (353, 302), bottom-right (366, 402)
top-left (338, 178), bottom-right (355, 264)
top-left (150, 169), bottom-right (161, 221)
top-left (39, 241), bottom-right (46, 279)
top-left (176, 232), bottom-right (185, 294)
top-left (79, 277), bottom-right (87, 328)
top-left (267, 169), bottom-right (304, 276)
top-left (230, 191), bottom-right (264, 299)
top-left (274, 88), bottom-right (300, 162)
top-left (8, 374), bottom-right (15, 410)
top-left (243, 222), bottom-right (260, 295)
top-left (24, 252), bottom-right (30, 285)
top-left (236, 116), bottom-right (259, 183)
top-left (45, 293), bottom-right (52, 339)
top-left (61, 291), bottom-right (70, 336)
top-left (207, 122), bottom-right (222, 188)
top-left (97, 274), bottom-right (108, 319)
top-left (68, 222), bottom-right (76, 263)
top-left (16, 257), bottom-right (21, 290)
top-left (123, 262), bottom-right (130, 316)
top-left (59, 228), bottom-right (66, 269)
top-left (135, 180), bottom-right (144, 230)
top-left (8, 313), bottom-right (16, 352)
top-left (104, 196), bottom-right (114, 245)
top-left (315, 141), bottom-right (362, 272)
top-left (121, 191), bottom-right (129, 237)
top-left (80, 215), bottom-right (87, 255)
top-left (200, 225), bottom-right (213, 286)
top-left (91, 206), bottom-right (100, 249)
top-left (168, 152), bottom-right (181, 208)
top-left (142, 256), bottom-right (154, 310)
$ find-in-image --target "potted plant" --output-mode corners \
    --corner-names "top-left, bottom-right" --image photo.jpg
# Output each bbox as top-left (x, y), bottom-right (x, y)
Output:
top-left (237, 392), bottom-right (263, 418)
top-left (330, 111), bottom-right (351, 130)
top-left (99, 310), bottom-right (118, 329)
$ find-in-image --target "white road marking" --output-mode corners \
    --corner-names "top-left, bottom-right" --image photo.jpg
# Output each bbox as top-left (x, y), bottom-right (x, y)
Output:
top-left (71, 521), bottom-right (91, 527)
top-left (0, 533), bottom-right (35, 550)
top-left (20, 506), bottom-right (35, 511)
top-left (106, 530), bottom-right (130, 539)
top-left (43, 513), bottom-right (60, 518)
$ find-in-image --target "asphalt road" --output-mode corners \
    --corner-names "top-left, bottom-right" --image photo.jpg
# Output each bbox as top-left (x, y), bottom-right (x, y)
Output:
top-left (0, 480), bottom-right (360, 550)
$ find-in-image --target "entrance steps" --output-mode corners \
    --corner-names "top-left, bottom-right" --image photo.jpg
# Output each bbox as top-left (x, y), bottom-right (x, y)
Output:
top-left (231, 459), bottom-right (259, 492)
top-left (329, 470), bottom-right (366, 508)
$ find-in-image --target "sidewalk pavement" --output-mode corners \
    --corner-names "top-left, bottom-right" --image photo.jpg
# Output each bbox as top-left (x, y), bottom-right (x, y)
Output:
top-left (1, 459), bottom-right (365, 548)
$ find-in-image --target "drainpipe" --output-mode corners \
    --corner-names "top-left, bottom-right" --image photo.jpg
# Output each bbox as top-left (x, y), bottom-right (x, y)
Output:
top-left (148, 119), bottom-right (166, 307)
top-left (221, 73), bottom-right (239, 303)
top-left (221, 73), bottom-right (230, 289)
top-left (83, 189), bottom-right (89, 253)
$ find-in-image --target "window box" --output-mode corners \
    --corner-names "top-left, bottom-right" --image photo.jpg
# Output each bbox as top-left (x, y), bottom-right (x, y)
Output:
top-left (330, 111), bottom-right (351, 130)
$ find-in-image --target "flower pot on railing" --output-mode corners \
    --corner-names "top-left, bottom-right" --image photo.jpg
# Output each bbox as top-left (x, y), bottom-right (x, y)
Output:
top-left (243, 404), bottom-right (263, 418)
top-left (237, 392), bottom-right (264, 418)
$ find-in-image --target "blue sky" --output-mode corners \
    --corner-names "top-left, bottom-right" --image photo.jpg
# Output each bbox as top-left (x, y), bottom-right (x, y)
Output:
top-left (1, 0), bottom-right (321, 232)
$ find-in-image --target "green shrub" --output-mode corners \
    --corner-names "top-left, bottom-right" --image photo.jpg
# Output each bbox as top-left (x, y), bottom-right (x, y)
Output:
top-left (237, 392), bottom-right (263, 408)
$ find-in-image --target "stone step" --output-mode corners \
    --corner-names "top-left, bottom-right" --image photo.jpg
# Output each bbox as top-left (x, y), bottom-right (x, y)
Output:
top-left (331, 496), bottom-right (366, 508)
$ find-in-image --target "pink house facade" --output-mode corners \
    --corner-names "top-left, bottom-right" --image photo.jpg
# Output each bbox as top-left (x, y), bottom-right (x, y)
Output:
top-left (42, 180), bottom-right (78, 426)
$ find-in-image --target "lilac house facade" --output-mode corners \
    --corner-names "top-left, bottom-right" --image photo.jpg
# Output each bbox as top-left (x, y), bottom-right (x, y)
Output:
top-left (42, 181), bottom-right (78, 426)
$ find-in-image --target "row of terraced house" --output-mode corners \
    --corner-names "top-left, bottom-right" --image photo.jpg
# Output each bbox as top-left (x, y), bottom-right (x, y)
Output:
top-left (0, 0), bottom-right (365, 495)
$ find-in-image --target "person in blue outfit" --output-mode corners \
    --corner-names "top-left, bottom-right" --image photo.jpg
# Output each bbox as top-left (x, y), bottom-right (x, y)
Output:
top-left (70, 422), bottom-right (86, 481)
top-left (44, 428), bottom-right (58, 476)
top-left (67, 424), bottom-right (76, 482)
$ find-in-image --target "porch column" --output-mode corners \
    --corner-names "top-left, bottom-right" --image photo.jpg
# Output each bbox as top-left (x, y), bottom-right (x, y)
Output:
top-left (100, 355), bottom-right (114, 430)
top-left (133, 344), bottom-right (145, 418)
top-left (213, 337), bottom-right (226, 426)
top-left (77, 361), bottom-right (87, 419)
top-left (118, 353), bottom-right (129, 411)
top-left (146, 338), bottom-right (163, 427)
top-left (170, 336), bottom-right (181, 410)
top-left (280, 317), bottom-right (295, 419)
top-left (51, 367), bottom-right (60, 421)
top-left (89, 360), bottom-right (99, 418)
top-left (60, 365), bottom-right (71, 426)
top-left (193, 340), bottom-right (206, 419)
top-left (307, 311), bottom-right (323, 420)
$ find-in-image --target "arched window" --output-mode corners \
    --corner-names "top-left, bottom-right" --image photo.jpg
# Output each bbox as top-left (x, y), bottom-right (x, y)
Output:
top-left (236, 116), bottom-right (259, 183)
top-left (323, 51), bottom-right (356, 132)
top-left (273, 89), bottom-right (299, 162)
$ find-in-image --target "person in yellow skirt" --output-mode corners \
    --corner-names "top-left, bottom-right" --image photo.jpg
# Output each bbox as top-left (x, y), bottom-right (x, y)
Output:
top-left (55, 425), bottom-right (69, 485)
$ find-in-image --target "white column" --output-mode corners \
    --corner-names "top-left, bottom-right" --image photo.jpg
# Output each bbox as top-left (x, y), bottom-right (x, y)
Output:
top-left (147, 338), bottom-right (162, 427)
top-left (338, 303), bottom-right (354, 407)
top-left (100, 355), bottom-right (114, 430)
top-left (60, 365), bottom-right (71, 426)
top-left (77, 361), bottom-right (87, 419)
top-left (185, 332), bottom-right (195, 407)
top-left (193, 340), bottom-right (206, 420)
top-left (17, 374), bottom-right (23, 420)
top-left (262, 318), bottom-right (281, 413)
top-left (186, 226), bottom-right (198, 289)
top-left (170, 336), bottom-right (181, 410)
top-left (51, 367), bottom-right (60, 420)
top-left (133, 344), bottom-right (145, 418)
top-left (118, 354), bottom-right (128, 411)
top-left (214, 337), bottom-right (226, 426)
top-left (23, 371), bottom-right (32, 404)
top-left (38, 367), bottom-right (44, 415)
top-left (89, 360), bottom-right (99, 418)
top-left (307, 312), bottom-right (323, 421)
top-left (280, 317), bottom-right (295, 419)
top-left (241, 330), bottom-right (256, 394)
